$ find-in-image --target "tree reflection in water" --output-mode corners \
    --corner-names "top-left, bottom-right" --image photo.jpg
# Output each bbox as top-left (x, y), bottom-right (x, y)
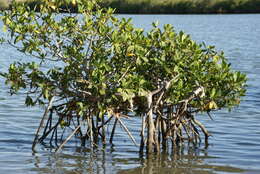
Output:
top-left (118, 145), bottom-right (212, 174)
top-left (30, 144), bottom-right (245, 174)
top-left (118, 145), bottom-right (245, 174)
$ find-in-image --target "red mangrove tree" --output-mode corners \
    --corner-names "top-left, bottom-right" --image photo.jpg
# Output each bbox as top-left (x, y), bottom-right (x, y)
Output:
top-left (0, 0), bottom-right (246, 154)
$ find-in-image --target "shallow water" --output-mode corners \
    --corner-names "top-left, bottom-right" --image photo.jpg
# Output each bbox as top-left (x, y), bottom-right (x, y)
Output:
top-left (1, 14), bottom-right (260, 174)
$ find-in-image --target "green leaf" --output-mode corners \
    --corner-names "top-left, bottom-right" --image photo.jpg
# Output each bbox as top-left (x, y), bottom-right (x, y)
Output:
top-left (77, 102), bottom-right (83, 109)
top-left (99, 88), bottom-right (106, 95)
top-left (43, 89), bottom-right (49, 99)
top-left (210, 88), bottom-right (216, 98)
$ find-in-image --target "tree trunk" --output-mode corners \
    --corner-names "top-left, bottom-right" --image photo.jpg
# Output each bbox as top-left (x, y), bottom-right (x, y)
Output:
top-left (147, 93), bottom-right (155, 153)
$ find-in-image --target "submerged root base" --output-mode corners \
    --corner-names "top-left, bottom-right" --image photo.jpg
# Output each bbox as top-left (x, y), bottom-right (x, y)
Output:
top-left (32, 102), bottom-right (210, 154)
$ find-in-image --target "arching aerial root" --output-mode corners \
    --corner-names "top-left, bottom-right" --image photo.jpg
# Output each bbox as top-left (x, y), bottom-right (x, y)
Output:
top-left (32, 86), bottom-right (210, 154)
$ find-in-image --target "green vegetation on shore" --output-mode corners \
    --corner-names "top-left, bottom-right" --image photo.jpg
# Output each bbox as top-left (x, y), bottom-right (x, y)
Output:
top-left (1, 0), bottom-right (260, 14)
top-left (100, 0), bottom-right (260, 14)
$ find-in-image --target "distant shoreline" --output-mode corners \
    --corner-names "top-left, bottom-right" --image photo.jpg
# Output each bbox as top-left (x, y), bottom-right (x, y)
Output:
top-left (1, 0), bottom-right (260, 14)
top-left (99, 0), bottom-right (260, 14)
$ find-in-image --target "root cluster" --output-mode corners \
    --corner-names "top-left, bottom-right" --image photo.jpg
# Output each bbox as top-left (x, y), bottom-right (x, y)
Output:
top-left (32, 84), bottom-right (210, 154)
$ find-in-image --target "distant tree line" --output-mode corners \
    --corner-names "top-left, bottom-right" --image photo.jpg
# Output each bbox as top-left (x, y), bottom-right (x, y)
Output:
top-left (100, 0), bottom-right (260, 14)
top-left (1, 0), bottom-right (260, 14)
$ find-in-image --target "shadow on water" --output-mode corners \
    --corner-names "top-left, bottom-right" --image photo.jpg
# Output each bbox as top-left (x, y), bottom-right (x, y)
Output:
top-left (29, 144), bottom-right (246, 174)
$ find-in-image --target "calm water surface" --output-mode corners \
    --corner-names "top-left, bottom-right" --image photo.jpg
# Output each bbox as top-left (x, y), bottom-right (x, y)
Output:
top-left (0, 14), bottom-right (260, 174)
